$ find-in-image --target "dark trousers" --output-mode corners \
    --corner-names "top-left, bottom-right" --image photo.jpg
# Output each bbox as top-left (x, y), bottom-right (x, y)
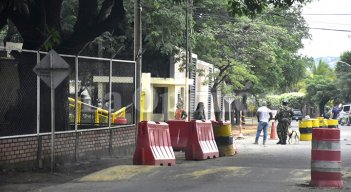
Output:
top-left (277, 121), bottom-right (289, 142)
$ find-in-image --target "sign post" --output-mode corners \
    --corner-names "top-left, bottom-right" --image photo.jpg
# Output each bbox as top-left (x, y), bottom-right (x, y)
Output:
top-left (33, 50), bottom-right (71, 172)
top-left (223, 94), bottom-right (235, 121)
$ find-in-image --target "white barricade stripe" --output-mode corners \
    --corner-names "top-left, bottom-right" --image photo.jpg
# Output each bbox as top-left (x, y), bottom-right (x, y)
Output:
top-left (312, 140), bottom-right (340, 150)
top-left (311, 161), bottom-right (342, 172)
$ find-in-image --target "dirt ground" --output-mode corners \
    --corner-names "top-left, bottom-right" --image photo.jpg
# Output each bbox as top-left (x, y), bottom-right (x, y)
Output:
top-left (232, 122), bottom-right (259, 136)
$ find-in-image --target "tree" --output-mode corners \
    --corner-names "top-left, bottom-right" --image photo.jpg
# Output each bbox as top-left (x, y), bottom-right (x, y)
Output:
top-left (192, 1), bottom-right (310, 121)
top-left (0, 0), bottom-right (312, 132)
top-left (249, 5), bottom-right (310, 93)
top-left (228, 0), bottom-right (308, 17)
top-left (266, 92), bottom-right (305, 110)
top-left (305, 75), bottom-right (339, 116)
top-left (336, 51), bottom-right (351, 103)
top-left (0, 0), bottom-right (126, 132)
top-left (313, 60), bottom-right (336, 79)
top-left (303, 59), bottom-right (338, 115)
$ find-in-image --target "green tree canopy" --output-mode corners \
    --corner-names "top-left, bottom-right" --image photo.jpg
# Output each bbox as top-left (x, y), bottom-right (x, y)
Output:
top-left (0, 0), bottom-right (313, 127)
top-left (313, 60), bottom-right (336, 80)
top-left (192, 0), bottom-right (311, 120)
top-left (305, 75), bottom-right (339, 115)
top-left (335, 51), bottom-right (351, 103)
top-left (266, 92), bottom-right (305, 110)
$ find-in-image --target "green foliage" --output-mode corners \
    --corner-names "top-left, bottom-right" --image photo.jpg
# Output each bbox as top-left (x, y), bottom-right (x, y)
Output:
top-left (193, 2), bottom-right (310, 97)
top-left (313, 60), bottom-right (336, 80)
top-left (124, 0), bottom-right (186, 55)
top-left (61, 0), bottom-right (78, 32)
top-left (266, 92), bottom-right (305, 110)
top-left (298, 58), bottom-right (340, 114)
top-left (0, 25), bottom-right (7, 43)
top-left (266, 95), bottom-right (281, 109)
top-left (228, 0), bottom-right (309, 18)
top-left (250, 6), bottom-right (310, 93)
top-left (88, 32), bottom-right (127, 58)
top-left (305, 75), bottom-right (339, 112)
top-left (42, 27), bottom-right (61, 51)
top-left (335, 51), bottom-right (351, 102)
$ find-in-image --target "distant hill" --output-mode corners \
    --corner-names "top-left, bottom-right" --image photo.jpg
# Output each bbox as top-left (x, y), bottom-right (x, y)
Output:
top-left (314, 56), bottom-right (339, 69)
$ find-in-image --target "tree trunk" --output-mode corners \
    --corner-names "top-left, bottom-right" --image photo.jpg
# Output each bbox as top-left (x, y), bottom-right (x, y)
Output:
top-left (211, 87), bottom-right (222, 121)
top-left (319, 99), bottom-right (328, 117)
top-left (230, 102), bottom-right (235, 125)
top-left (6, 51), bottom-right (70, 133)
top-left (3, 0), bottom-right (127, 135)
top-left (6, 52), bottom-right (38, 134)
top-left (233, 99), bottom-right (242, 125)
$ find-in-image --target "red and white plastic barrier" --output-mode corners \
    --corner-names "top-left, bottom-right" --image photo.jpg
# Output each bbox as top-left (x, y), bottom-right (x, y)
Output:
top-left (185, 120), bottom-right (219, 160)
top-left (310, 128), bottom-right (343, 188)
top-left (133, 121), bottom-right (176, 166)
top-left (167, 120), bottom-right (190, 151)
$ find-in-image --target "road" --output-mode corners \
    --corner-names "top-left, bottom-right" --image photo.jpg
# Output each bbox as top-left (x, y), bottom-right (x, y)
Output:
top-left (2, 123), bottom-right (351, 192)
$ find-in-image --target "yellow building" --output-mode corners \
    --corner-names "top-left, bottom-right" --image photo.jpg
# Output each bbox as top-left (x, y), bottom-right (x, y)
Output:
top-left (141, 53), bottom-right (217, 122)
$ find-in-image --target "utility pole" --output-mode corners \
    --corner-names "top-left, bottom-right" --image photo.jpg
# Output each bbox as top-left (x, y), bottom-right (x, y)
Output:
top-left (185, 0), bottom-right (189, 120)
top-left (134, 0), bottom-right (142, 127)
top-left (185, 0), bottom-right (193, 120)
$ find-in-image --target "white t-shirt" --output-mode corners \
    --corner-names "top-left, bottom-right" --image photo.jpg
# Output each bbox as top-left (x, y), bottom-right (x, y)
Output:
top-left (257, 106), bottom-right (272, 123)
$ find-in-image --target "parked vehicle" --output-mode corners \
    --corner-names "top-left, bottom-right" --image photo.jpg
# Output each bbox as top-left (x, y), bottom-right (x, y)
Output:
top-left (292, 109), bottom-right (303, 121)
top-left (338, 104), bottom-right (351, 125)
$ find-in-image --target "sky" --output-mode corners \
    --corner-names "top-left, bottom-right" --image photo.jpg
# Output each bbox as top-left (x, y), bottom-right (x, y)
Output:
top-left (299, 0), bottom-right (351, 58)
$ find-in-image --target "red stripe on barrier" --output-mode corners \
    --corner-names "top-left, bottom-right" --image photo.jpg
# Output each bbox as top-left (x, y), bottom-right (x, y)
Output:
top-left (312, 128), bottom-right (340, 140)
top-left (311, 171), bottom-right (343, 188)
top-left (167, 120), bottom-right (190, 151)
top-left (311, 150), bottom-right (341, 161)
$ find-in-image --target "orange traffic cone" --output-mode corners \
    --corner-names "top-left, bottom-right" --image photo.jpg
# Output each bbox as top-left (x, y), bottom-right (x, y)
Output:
top-left (270, 122), bottom-right (277, 140)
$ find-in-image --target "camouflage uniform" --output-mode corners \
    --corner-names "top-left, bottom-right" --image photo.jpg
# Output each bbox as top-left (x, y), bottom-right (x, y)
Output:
top-left (275, 105), bottom-right (294, 144)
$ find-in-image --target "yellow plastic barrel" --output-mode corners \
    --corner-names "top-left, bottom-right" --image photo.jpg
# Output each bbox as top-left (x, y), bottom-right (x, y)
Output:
top-left (326, 119), bottom-right (338, 128)
top-left (311, 119), bottom-right (320, 128)
top-left (318, 117), bottom-right (329, 128)
top-left (212, 121), bottom-right (236, 157)
top-left (299, 119), bottom-right (312, 141)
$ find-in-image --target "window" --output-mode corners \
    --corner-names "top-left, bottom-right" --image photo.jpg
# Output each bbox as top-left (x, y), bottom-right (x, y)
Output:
top-left (153, 87), bottom-right (166, 114)
top-left (343, 105), bottom-right (350, 112)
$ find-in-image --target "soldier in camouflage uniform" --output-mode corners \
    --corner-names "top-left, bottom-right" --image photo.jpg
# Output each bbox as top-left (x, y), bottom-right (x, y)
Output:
top-left (275, 100), bottom-right (294, 145)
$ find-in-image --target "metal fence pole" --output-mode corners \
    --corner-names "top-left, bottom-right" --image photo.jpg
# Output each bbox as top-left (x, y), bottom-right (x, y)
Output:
top-left (108, 59), bottom-right (113, 155)
top-left (74, 56), bottom-right (79, 161)
top-left (50, 52), bottom-right (55, 172)
top-left (36, 51), bottom-right (43, 169)
top-left (134, 0), bottom-right (142, 146)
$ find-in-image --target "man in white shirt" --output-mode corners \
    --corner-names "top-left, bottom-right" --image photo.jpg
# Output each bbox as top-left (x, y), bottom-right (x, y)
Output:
top-left (254, 101), bottom-right (273, 146)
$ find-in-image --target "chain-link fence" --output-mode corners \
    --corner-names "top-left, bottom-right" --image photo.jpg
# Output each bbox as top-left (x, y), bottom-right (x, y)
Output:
top-left (0, 47), bottom-right (136, 137)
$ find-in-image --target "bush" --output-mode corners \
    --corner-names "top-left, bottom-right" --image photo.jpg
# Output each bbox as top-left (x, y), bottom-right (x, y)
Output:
top-left (267, 92), bottom-right (305, 110)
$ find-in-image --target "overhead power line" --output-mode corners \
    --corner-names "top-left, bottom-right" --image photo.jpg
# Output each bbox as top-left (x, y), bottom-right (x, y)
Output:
top-left (305, 20), bottom-right (351, 27)
top-left (309, 27), bottom-right (351, 32)
top-left (302, 13), bottom-right (351, 15)
top-left (195, 12), bottom-right (351, 33)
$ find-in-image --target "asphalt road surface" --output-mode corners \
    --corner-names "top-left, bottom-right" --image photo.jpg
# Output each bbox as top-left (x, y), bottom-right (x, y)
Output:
top-left (2, 122), bottom-right (351, 192)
